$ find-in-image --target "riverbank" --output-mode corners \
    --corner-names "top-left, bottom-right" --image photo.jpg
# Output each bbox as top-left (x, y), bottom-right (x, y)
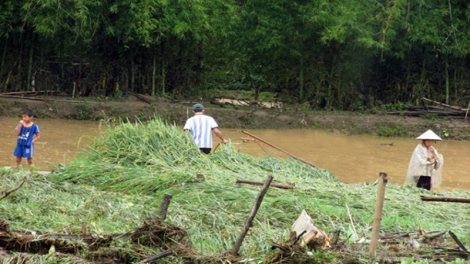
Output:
top-left (2, 95), bottom-right (470, 140)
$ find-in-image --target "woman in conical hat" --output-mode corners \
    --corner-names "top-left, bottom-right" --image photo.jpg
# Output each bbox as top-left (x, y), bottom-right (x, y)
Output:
top-left (404, 129), bottom-right (444, 190)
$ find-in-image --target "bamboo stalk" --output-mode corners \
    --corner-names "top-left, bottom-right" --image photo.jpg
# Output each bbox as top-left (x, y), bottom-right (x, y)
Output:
top-left (236, 178), bottom-right (293, 189)
top-left (241, 130), bottom-right (316, 168)
top-left (421, 97), bottom-right (466, 112)
top-left (421, 196), bottom-right (470, 203)
top-left (229, 175), bottom-right (273, 256)
top-left (369, 172), bottom-right (388, 258)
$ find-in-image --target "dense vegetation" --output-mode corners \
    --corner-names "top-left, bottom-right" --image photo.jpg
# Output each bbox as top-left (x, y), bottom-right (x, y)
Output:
top-left (2, 118), bottom-right (470, 263)
top-left (0, 0), bottom-right (469, 110)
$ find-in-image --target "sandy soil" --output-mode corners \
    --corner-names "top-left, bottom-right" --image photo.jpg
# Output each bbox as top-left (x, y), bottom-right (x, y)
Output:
top-left (2, 94), bottom-right (470, 140)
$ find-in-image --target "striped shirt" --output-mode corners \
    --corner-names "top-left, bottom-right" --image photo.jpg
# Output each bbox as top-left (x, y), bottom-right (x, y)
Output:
top-left (184, 115), bottom-right (218, 148)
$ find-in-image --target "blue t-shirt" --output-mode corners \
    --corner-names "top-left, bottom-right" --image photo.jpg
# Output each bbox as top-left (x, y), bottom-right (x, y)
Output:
top-left (16, 124), bottom-right (40, 147)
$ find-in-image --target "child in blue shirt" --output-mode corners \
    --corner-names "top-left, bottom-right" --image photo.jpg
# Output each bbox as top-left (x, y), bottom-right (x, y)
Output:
top-left (13, 109), bottom-right (41, 168)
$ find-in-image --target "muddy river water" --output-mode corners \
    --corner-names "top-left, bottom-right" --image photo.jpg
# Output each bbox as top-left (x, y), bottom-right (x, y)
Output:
top-left (1, 117), bottom-right (470, 191)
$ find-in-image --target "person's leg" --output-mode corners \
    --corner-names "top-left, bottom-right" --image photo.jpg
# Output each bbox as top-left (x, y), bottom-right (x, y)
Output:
top-left (417, 176), bottom-right (431, 190)
top-left (27, 158), bottom-right (33, 166)
top-left (15, 156), bottom-right (22, 167)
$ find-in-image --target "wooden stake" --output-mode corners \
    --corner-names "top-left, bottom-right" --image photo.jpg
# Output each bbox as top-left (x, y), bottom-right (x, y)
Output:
top-left (241, 130), bottom-right (316, 168)
top-left (465, 101), bottom-right (470, 120)
top-left (369, 172), bottom-right (388, 258)
top-left (229, 175), bottom-right (273, 256)
top-left (157, 193), bottom-right (173, 221)
top-left (81, 221), bottom-right (87, 236)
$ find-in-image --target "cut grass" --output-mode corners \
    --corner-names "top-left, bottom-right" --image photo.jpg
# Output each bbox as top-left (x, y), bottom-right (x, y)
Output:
top-left (1, 117), bottom-right (470, 263)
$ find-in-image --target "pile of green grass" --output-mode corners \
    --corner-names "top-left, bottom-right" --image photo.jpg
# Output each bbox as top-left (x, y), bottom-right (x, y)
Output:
top-left (1, 117), bottom-right (470, 263)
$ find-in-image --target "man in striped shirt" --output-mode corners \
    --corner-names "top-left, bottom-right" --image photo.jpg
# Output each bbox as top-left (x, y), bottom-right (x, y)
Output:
top-left (184, 103), bottom-right (228, 154)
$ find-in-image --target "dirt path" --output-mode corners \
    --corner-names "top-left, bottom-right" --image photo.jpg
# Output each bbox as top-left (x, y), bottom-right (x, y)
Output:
top-left (2, 95), bottom-right (470, 140)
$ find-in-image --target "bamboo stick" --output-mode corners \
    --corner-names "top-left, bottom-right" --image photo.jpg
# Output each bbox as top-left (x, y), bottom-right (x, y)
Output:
top-left (142, 249), bottom-right (173, 263)
top-left (346, 204), bottom-right (358, 240)
top-left (241, 130), bottom-right (316, 168)
top-left (212, 142), bottom-right (221, 153)
top-left (369, 172), bottom-right (388, 258)
top-left (420, 196), bottom-right (470, 203)
top-left (449, 231), bottom-right (468, 252)
top-left (236, 178), bottom-right (293, 189)
top-left (229, 175), bottom-right (273, 256)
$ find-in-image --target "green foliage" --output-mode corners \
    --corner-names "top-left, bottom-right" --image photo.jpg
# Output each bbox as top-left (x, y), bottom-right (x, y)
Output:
top-left (380, 102), bottom-right (409, 112)
top-left (72, 104), bottom-right (93, 120)
top-left (1, 0), bottom-right (470, 110)
top-left (377, 125), bottom-right (404, 137)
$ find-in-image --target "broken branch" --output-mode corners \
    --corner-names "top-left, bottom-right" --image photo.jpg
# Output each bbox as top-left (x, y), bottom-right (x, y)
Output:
top-left (0, 176), bottom-right (27, 201)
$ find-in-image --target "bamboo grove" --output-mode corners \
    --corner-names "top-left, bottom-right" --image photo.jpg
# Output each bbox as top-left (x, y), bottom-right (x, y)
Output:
top-left (0, 0), bottom-right (469, 110)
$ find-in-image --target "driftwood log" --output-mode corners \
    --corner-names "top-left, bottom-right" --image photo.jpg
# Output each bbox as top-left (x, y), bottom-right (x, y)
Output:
top-left (236, 179), bottom-right (294, 189)
top-left (421, 196), bottom-right (470, 203)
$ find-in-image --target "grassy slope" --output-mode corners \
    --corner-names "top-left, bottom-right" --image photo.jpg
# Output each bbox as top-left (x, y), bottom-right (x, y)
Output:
top-left (1, 118), bottom-right (469, 263)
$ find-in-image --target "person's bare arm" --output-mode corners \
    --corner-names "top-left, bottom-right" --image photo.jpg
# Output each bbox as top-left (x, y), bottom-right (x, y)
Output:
top-left (32, 132), bottom-right (40, 143)
top-left (16, 120), bottom-right (24, 136)
top-left (213, 128), bottom-right (228, 143)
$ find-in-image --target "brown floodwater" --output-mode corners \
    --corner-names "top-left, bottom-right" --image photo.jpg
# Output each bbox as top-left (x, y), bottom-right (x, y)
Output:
top-left (1, 117), bottom-right (470, 191)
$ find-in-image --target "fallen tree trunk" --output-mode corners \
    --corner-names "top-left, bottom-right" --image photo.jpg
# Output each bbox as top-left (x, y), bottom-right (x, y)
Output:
top-left (236, 178), bottom-right (294, 189)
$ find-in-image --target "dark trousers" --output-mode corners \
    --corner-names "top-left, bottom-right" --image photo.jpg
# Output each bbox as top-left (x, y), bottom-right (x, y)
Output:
top-left (200, 148), bottom-right (211, 154)
top-left (417, 176), bottom-right (432, 190)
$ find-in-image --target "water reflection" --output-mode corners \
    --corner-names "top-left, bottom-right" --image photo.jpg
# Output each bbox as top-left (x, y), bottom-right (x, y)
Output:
top-left (1, 117), bottom-right (469, 191)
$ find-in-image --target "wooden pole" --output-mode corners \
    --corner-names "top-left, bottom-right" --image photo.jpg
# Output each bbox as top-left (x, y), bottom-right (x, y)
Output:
top-left (421, 196), bottom-right (470, 203)
top-left (236, 178), bottom-right (293, 189)
top-left (241, 130), bottom-right (316, 168)
top-left (229, 175), bottom-right (273, 256)
top-left (369, 172), bottom-right (388, 258)
top-left (465, 101), bottom-right (470, 120)
top-left (157, 193), bottom-right (173, 221)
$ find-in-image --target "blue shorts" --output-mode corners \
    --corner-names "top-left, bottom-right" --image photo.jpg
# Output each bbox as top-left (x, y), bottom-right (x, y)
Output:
top-left (14, 145), bottom-right (34, 158)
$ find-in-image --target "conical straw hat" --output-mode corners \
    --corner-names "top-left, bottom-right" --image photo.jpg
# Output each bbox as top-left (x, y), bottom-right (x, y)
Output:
top-left (416, 129), bottom-right (442, 140)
